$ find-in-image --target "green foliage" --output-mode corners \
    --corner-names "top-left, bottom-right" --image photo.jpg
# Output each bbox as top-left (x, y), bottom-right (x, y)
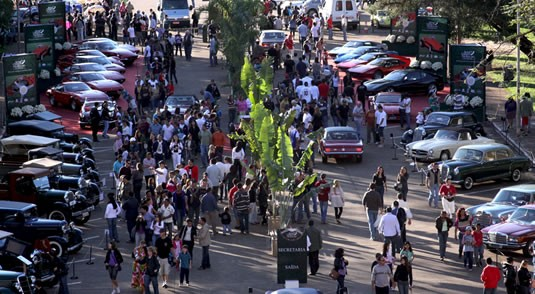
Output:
top-left (0, 0), bottom-right (13, 30)
top-left (295, 141), bottom-right (315, 171)
top-left (293, 173), bottom-right (318, 197)
top-left (276, 127), bottom-right (294, 181)
top-left (240, 57), bottom-right (255, 99)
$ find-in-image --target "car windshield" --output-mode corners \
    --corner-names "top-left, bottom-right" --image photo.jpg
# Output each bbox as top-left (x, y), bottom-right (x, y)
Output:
top-left (65, 83), bottom-right (91, 92)
top-left (326, 131), bottom-right (359, 140)
top-left (375, 94), bottom-right (400, 104)
top-left (87, 101), bottom-right (115, 110)
top-left (81, 73), bottom-right (106, 81)
top-left (166, 96), bottom-right (194, 106)
top-left (162, 0), bottom-right (189, 10)
top-left (94, 42), bottom-right (117, 50)
top-left (22, 207), bottom-right (39, 219)
top-left (426, 114), bottom-right (450, 126)
top-left (383, 71), bottom-right (406, 81)
top-left (33, 176), bottom-right (50, 190)
top-left (89, 56), bottom-right (110, 64)
top-left (262, 32), bottom-right (285, 40)
top-left (343, 41), bottom-right (361, 47)
top-left (493, 189), bottom-right (531, 205)
top-left (353, 46), bottom-right (376, 55)
top-left (82, 63), bottom-right (106, 71)
top-left (452, 148), bottom-right (483, 162)
top-left (80, 50), bottom-right (105, 57)
top-left (508, 207), bottom-right (535, 225)
top-left (358, 53), bottom-right (379, 62)
top-left (369, 58), bottom-right (387, 66)
top-left (434, 130), bottom-right (459, 140)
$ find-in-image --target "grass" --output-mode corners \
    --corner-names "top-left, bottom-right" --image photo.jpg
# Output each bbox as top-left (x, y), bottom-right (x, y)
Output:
top-left (486, 53), bottom-right (535, 106)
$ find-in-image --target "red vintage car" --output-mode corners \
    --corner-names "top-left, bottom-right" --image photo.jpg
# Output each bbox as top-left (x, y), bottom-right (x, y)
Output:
top-left (46, 81), bottom-right (109, 111)
top-left (336, 52), bottom-right (389, 72)
top-left (63, 63), bottom-right (125, 83)
top-left (63, 72), bottom-right (124, 99)
top-left (348, 57), bottom-right (411, 80)
top-left (319, 126), bottom-right (363, 163)
top-left (79, 40), bottom-right (138, 65)
top-left (370, 92), bottom-right (402, 121)
top-left (420, 36), bottom-right (445, 53)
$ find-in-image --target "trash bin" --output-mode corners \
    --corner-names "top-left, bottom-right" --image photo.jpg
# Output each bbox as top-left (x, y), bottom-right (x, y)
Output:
top-left (201, 24), bottom-right (208, 43)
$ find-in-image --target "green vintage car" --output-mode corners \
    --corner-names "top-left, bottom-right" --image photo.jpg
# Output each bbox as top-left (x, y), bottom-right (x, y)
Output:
top-left (438, 143), bottom-right (532, 190)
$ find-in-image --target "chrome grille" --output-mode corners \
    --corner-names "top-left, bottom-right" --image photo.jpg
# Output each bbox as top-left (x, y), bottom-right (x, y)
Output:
top-left (413, 129), bottom-right (424, 141)
top-left (473, 212), bottom-right (493, 228)
top-left (489, 232), bottom-right (507, 244)
top-left (412, 149), bottom-right (428, 156)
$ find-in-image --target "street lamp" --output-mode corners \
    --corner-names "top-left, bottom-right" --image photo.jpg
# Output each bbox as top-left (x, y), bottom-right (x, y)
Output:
top-left (516, 0), bottom-right (521, 135)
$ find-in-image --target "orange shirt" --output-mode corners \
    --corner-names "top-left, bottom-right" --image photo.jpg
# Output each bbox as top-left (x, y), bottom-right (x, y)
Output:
top-left (212, 131), bottom-right (226, 147)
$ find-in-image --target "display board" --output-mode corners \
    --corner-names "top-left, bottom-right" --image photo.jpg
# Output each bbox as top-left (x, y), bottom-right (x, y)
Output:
top-left (38, 2), bottom-right (66, 44)
top-left (2, 54), bottom-right (38, 115)
top-left (24, 24), bottom-right (55, 72)
top-left (277, 228), bottom-right (308, 284)
top-left (416, 16), bottom-right (449, 82)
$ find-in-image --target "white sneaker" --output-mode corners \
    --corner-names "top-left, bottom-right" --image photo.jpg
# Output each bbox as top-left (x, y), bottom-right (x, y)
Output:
top-left (116, 288), bottom-right (120, 293)
top-left (111, 290), bottom-right (116, 294)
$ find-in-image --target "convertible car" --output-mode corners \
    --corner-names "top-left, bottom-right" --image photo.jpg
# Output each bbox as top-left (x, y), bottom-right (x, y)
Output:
top-left (336, 52), bottom-right (389, 72)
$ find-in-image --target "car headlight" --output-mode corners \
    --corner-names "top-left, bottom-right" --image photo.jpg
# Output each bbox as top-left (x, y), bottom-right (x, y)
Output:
top-left (407, 129), bottom-right (413, 135)
top-left (421, 129), bottom-right (426, 136)
top-left (508, 236), bottom-right (518, 242)
top-left (454, 167), bottom-right (459, 175)
top-left (428, 149), bottom-right (434, 155)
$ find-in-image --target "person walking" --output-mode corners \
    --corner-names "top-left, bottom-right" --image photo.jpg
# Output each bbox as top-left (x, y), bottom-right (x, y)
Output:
top-left (305, 220), bottom-right (322, 276)
top-left (400, 93), bottom-right (412, 130)
top-left (200, 187), bottom-right (219, 234)
top-left (393, 256), bottom-right (412, 294)
top-left (105, 193), bottom-right (122, 243)
top-left (473, 223), bottom-right (485, 267)
top-left (234, 183), bottom-right (250, 234)
top-left (454, 207), bottom-right (473, 259)
top-left (517, 260), bottom-right (532, 294)
top-left (462, 226), bottom-right (475, 271)
top-left (341, 15), bottom-right (347, 41)
top-left (131, 240), bottom-right (147, 291)
top-left (90, 101), bottom-right (101, 142)
top-left (183, 30), bottom-right (193, 61)
top-left (158, 198), bottom-right (175, 236)
top-left (315, 173), bottom-right (330, 224)
top-left (51, 248), bottom-right (70, 294)
top-left (504, 96), bottom-right (517, 130)
top-left (154, 230), bottom-right (173, 289)
top-left (179, 219), bottom-right (197, 260)
top-left (378, 207), bottom-right (401, 258)
top-left (329, 180), bottom-right (345, 224)
top-left (396, 167), bottom-right (409, 201)
top-left (396, 194), bottom-right (412, 245)
top-left (104, 241), bottom-right (124, 294)
top-left (435, 210), bottom-right (453, 261)
top-left (123, 195), bottom-right (139, 243)
top-left (177, 244), bottom-right (192, 286)
top-left (362, 183), bottom-right (382, 241)
top-left (364, 104), bottom-right (376, 144)
top-left (439, 178), bottom-right (456, 219)
top-left (372, 166), bottom-right (387, 204)
top-left (519, 93), bottom-right (533, 135)
top-left (333, 248), bottom-right (348, 294)
top-left (138, 246), bottom-right (160, 294)
top-left (426, 162), bottom-right (441, 208)
top-left (198, 217), bottom-right (211, 270)
top-left (101, 101), bottom-right (111, 139)
top-left (219, 206), bottom-right (232, 235)
top-left (503, 256), bottom-right (517, 294)
top-left (375, 105), bottom-right (387, 147)
top-left (352, 100), bottom-right (364, 139)
top-left (371, 254), bottom-right (395, 294)
top-left (481, 257), bottom-right (502, 294)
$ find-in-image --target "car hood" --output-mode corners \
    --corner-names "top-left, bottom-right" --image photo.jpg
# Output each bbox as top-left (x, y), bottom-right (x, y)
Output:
top-left (466, 203), bottom-right (517, 218)
top-left (27, 217), bottom-right (67, 228)
top-left (441, 160), bottom-right (479, 170)
top-left (409, 139), bottom-right (454, 150)
top-left (103, 64), bottom-right (125, 72)
top-left (484, 222), bottom-right (535, 237)
top-left (73, 90), bottom-right (108, 99)
top-left (99, 71), bottom-right (125, 81)
top-left (88, 80), bottom-right (123, 90)
top-left (329, 47), bottom-right (354, 55)
top-left (337, 59), bottom-right (366, 69)
top-left (364, 78), bottom-right (397, 90)
top-left (349, 64), bottom-right (378, 73)
top-left (107, 48), bottom-right (137, 58)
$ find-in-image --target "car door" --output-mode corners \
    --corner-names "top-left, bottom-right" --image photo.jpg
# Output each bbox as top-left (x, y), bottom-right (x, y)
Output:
top-left (480, 150), bottom-right (503, 180)
top-left (494, 148), bottom-right (514, 178)
top-left (54, 85), bottom-right (69, 105)
top-left (397, 71), bottom-right (421, 92)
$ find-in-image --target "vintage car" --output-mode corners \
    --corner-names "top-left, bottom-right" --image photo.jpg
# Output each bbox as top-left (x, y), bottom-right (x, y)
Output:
top-left (328, 40), bottom-right (386, 57)
top-left (0, 201), bottom-right (84, 257)
top-left (438, 143), bottom-right (532, 190)
top-left (319, 126), bottom-right (363, 163)
top-left (467, 184), bottom-right (535, 227)
top-left (334, 46), bottom-right (384, 64)
top-left (482, 204), bottom-right (535, 256)
top-left (46, 81), bottom-right (109, 111)
top-left (0, 269), bottom-right (32, 294)
top-left (370, 92), bottom-right (401, 121)
top-left (79, 40), bottom-right (138, 65)
top-left (336, 52), bottom-right (389, 72)
top-left (63, 72), bottom-right (124, 99)
top-left (26, 111), bottom-right (62, 123)
top-left (364, 68), bottom-right (444, 95)
top-left (348, 56), bottom-right (411, 80)
top-left (62, 63), bottom-right (125, 83)
top-left (159, 95), bottom-right (199, 115)
top-left (406, 128), bottom-right (495, 162)
top-left (401, 112), bottom-right (486, 145)
top-left (23, 157), bottom-right (100, 186)
top-left (0, 135), bottom-right (61, 163)
top-left (71, 55), bottom-right (126, 73)
top-left (79, 99), bottom-right (117, 129)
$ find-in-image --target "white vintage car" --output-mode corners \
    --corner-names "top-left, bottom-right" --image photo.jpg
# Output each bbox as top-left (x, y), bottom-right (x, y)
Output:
top-left (406, 128), bottom-right (495, 162)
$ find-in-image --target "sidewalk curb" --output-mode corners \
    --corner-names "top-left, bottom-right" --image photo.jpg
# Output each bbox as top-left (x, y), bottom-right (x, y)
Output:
top-left (490, 120), bottom-right (535, 166)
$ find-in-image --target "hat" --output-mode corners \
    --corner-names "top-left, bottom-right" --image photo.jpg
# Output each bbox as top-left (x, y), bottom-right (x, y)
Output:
top-left (465, 226), bottom-right (472, 231)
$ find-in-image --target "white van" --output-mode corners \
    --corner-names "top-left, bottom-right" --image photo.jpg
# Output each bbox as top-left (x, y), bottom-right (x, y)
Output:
top-left (319, 0), bottom-right (360, 29)
top-left (158, 0), bottom-right (192, 30)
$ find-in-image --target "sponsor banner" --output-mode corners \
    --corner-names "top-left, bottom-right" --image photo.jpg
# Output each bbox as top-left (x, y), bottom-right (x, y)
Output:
top-left (277, 228), bottom-right (307, 284)
top-left (24, 24), bottom-right (55, 72)
top-left (416, 16), bottom-right (449, 82)
top-left (38, 2), bottom-right (66, 44)
top-left (2, 54), bottom-right (38, 113)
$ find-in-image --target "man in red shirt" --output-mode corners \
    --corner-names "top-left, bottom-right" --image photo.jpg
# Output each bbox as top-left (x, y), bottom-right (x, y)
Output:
top-left (314, 173), bottom-right (330, 224)
top-left (473, 223), bottom-right (484, 267)
top-left (284, 36), bottom-right (294, 60)
top-left (184, 159), bottom-right (199, 182)
top-left (327, 15), bottom-right (333, 40)
top-left (318, 79), bottom-right (329, 101)
top-left (439, 179), bottom-right (457, 218)
top-left (227, 179), bottom-right (241, 229)
top-left (481, 258), bottom-right (501, 292)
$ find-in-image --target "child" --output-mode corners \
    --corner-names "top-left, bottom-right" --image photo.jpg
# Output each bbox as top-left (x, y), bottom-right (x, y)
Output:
top-left (177, 244), bottom-right (192, 286)
top-left (416, 112), bottom-right (425, 126)
top-left (219, 207), bottom-right (232, 235)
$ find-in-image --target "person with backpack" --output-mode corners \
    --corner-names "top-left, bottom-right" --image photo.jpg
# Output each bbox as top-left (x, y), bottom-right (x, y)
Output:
top-left (503, 256), bottom-right (517, 294)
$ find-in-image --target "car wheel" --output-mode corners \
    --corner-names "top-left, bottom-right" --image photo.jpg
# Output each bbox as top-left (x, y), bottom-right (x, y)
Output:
top-left (511, 168), bottom-right (522, 182)
top-left (49, 209), bottom-right (68, 221)
top-left (322, 155), bottom-right (328, 163)
top-left (49, 95), bottom-right (57, 106)
top-left (308, 9), bottom-right (317, 17)
top-left (428, 84), bottom-right (437, 93)
top-left (439, 151), bottom-right (450, 161)
top-left (70, 99), bottom-right (78, 111)
top-left (373, 71), bottom-right (383, 79)
top-left (463, 176), bottom-right (474, 190)
top-left (49, 240), bottom-right (64, 257)
top-left (386, 87), bottom-right (395, 92)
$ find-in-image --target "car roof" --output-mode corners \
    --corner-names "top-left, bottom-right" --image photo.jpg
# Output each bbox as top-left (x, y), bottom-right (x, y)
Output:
top-left (8, 167), bottom-right (50, 177)
top-left (261, 30), bottom-right (285, 34)
top-left (325, 126), bottom-right (357, 132)
top-left (1, 135), bottom-right (60, 146)
top-left (500, 184), bottom-right (535, 193)
top-left (28, 146), bottom-right (63, 155)
top-left (22, 158), bottom-right (63, 169)
top-left (458, 143), bottom-right (509, 151)
top-left (518, 204), bottom-right (535, 209)
top-left (429, 111), bottom-right (475, 117)
top-left (9, 120), bottom-right (64, 132)
top-left (0, 200), bottom-right (36, 211)
top-left (61, 81), bottom-right (88, 85)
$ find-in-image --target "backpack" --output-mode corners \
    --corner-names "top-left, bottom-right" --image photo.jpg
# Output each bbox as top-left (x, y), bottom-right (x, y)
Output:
top-left (396, 207), bottom-right (407, 227)
top-left (184, 35), bottom-right (192, 47)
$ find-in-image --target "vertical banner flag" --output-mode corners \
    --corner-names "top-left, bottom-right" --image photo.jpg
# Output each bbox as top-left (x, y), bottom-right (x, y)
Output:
top-left (38, 2), bottom-right (66, 44)
top-left (416, 16), bottom-right (449, 83)
top-left (2, 54), bottom-right (38, 114)
top-left (24, 24), bottom-right (55, 72)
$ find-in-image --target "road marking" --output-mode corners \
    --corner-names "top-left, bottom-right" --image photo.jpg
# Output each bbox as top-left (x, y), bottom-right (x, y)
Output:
top-left (67, 282), bottom-right (82, 286)
top-left (464, 187), bottom-right (500, 195)
top-left (84, 235), bottom-right (100, 241)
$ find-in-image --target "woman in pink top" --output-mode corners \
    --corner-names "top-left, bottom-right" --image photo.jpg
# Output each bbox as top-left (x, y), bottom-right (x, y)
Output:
top-left (236, 96), bottom-right (249, 116)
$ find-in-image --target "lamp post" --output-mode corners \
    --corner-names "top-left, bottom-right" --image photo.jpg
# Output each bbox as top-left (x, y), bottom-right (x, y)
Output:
top-left (516, 0), bottom-right (521, 135)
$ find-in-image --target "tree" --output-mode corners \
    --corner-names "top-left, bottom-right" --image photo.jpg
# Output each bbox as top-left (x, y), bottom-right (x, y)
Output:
top-left (205, 0), bottom-right (264, 92)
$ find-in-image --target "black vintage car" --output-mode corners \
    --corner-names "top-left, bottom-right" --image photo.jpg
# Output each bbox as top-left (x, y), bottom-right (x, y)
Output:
top-left (7, 120), bottom-right (93, 156)
top-left (364, 68), bottom-right (445, 95)
top-left (438, 143), bottom-right (533, 190)
top-left (0, 201), bottom-right (83, 257)
top-left (401, 111), bottom-right (487, 145)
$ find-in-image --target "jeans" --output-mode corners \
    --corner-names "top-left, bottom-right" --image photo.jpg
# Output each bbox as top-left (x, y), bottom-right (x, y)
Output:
top-left (428, 184), bottom-right (439, 207)
top-left (483, 288), bottom-right (497, 294)
top-left (457, 231), bottom-right (464, 256)
top-left (107, 218), bottom-right (119, 241)
top-left (188, 207), bottom-right (200, 227)
top-left (248, 203), bottom-right (257, 224)
top-left (376, 185), bottom-right (385, 205)
top-left (200, 144), bottom-right (209, 167)
top-left (201, 245), bottom-right (210, 268)
top-left (366, 209), bottom-right (378, 239)
top-left (328, 28), bottom-right (333, 40)
top-left (474, 245), bottom-right (484, 265)
top-left (309, 250), bottom-right (319, 274)
top-left (404, 112), bottom-right (411, 129)
top-left (238, 212), bottom-right (249, 233)
top-left (127, 219), bottom-right (136, 242)
top-left (384, 235), bottom-right (398, 257)
top-left (438, 231), bottom-right (448, 258)
top-left (209, 51), bottom-right (217, 66)
top-left (342, 27), bottom-right (347, 41)
top-left (398, 280), bottom-right (409, 294)
top-left (144, 274), bottom-right (159, 294)
top-left (464, 251), bottom-right (474, 269)
top-left (319, 201), bottom-right (328, 223)
top-left (336, 275), bottom-right (345, 293)
top-left (354, 118), bottom-right (363, 139)
top-left (179, 268), bottom-right (190, 284)
top-left (367, 124), bottom-right (376, 144)
top-left (185, 45), bottom-right (192, 60)
top-left (58, 274), bottom-right (70, 294)
top-left (311, 194), bottom-right (318, 213)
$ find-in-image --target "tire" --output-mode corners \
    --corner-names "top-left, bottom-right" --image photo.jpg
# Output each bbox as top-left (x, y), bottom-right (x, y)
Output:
top-left (463, 176), bottom-right (474, 190)
top-left (373, 71), bottom-right (383, 79)
top-left (49, 95), bottom-right (57, 106)
top-left (70, 99), bottom-right (78, 111)
top-left (49, 209), bottom-right (68, 221)
top-left (428, 84), bottom-right (437, 94)
top-left (307, 9), bottom-right (317, 17)
top-left (322, 155), bottom-right (328, 163)
top-left (511, 168), bottom-right (521, 182)
top-left (439, 151), bottom-right (450, 161)
top-left (49, 240), bottom-right (64, 257)
top-left (386, 87), bottom-right (395, 92)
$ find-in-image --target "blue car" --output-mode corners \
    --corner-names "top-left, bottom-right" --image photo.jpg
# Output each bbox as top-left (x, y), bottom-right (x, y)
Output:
top-left (328, 40), bottom-right (386, 57)
top-left (334, 46), bottom-right (384, 64)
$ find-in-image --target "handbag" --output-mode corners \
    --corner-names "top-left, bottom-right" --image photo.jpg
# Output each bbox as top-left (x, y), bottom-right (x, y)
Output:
top-left (329, 268), bottom-right (340, 280)
top-left (393, 181), bottom-right (401, 192)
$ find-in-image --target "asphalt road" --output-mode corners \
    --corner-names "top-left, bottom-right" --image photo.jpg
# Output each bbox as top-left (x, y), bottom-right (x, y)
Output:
top-left (48, 9), bottom-right (535, 294)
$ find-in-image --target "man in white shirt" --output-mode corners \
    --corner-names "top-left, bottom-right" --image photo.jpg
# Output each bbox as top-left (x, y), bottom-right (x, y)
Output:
top-left (310, 82), bottom-right (319, 103)
top-left (299, 81), bottom-right (312, 103)
top-left (375, 105), bottom-right (387, 147)
top-left (302, 108), bottom-right (313, 129)
top-left (291, 100), bottom-right (302, 117)
top-left (216, 157), bottom-right (232, 200)
top-left (378, 207), bottom-right (400, 257)
top-left (158, 198), bottom-right (175, 234)
top-left (401, 93), bottom-right (412, 130)
top-left (297, 22), bottom-right (308, 48)
top-left (206, 158), bottom-right (223, 198)
top-left (161, 120), bottom-right (175, 143)
top-left (154, 161), bottom-right (168, 186)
